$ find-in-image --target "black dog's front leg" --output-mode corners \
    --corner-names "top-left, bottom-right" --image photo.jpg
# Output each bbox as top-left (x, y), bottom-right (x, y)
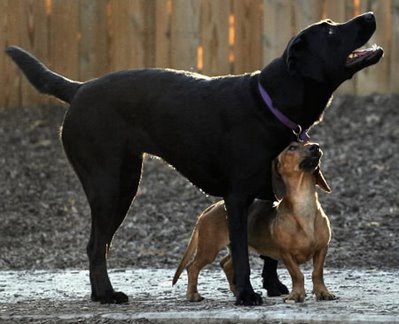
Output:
top-left (224, 195), bottom-right (263, 306)
top-left (260, 255), bottom-right (289, 296)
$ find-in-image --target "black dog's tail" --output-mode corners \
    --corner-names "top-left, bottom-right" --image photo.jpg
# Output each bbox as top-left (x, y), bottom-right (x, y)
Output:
top-left (5, 46), bottom-right (82, 104)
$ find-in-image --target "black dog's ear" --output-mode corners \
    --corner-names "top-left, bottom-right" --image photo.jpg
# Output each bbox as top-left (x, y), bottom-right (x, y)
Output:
top-left (314, 166), bottom-right (331, 193)
top-left (286, 36), bottom-right (302, 73)
top-left (286, 34), bottom-right (324, 82)
top-left (271, 159), bottom-right (286, 200)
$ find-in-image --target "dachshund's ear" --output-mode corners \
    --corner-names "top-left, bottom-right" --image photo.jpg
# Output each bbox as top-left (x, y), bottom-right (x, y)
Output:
top-left (272, 158), bottom-right (286, 200)
top-left (315, 167), bottom-right (331, 193)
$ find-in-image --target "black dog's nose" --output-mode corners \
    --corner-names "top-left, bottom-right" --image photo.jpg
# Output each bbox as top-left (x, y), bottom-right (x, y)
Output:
top-left (363, 12), bottom-right (375, 23)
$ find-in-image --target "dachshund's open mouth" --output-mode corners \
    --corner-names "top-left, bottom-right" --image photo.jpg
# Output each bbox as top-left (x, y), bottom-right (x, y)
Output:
top-left (299, 156), bottom-right (321, 171)
top-left (346, 44), bottom-right (384, 69)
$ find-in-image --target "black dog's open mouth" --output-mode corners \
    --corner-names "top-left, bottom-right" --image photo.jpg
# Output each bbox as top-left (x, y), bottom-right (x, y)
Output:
top-left (346, 44), bottom-right (384, 69)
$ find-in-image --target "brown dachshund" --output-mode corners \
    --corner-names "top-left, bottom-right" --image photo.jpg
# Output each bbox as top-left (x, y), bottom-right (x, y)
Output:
top-left (173, 142), bottom-right (336, 303)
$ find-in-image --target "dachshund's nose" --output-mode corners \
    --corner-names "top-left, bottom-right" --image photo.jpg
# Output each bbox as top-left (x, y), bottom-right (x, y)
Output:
top-left (308, 144), bottom-right (320, 153)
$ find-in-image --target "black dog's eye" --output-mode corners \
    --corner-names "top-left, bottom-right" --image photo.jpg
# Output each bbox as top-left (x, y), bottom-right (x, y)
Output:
top-left (321, 21), bottom-right (335, 36)
top-left (288, 145), bottom-right (297, 151)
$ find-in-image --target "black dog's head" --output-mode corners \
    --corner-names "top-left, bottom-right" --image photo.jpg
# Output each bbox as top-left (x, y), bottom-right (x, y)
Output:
top-left (285, 12), bottom-right (384, 88)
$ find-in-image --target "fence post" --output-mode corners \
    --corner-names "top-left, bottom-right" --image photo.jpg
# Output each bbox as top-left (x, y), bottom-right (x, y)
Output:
top-left (79, 0), bottom-right (108, 81)
top-left (170, 0), bottom-right (200, 71)
top-left (0, 0), bottom-right (22, 108)
top-left (233, 0), bottom-right (263, 74)
top-left (199, 0), bottom-right (230, 76)
top-left (390, 0), bottom-right (399, 92)
top-left (262, 0), bottom-right (295, 66)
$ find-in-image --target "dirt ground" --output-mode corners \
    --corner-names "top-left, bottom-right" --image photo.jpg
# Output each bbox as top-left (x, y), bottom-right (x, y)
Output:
top-left (1, 268), bottom-right (398, 323)
top-left (0, 93), bottom-right (398, 321)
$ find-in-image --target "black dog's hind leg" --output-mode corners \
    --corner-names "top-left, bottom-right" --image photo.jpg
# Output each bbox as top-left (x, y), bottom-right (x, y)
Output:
top-left (88, 154), bottom-right (143, 304)
top-left (260, 255), bottom-right (289, 296)
top-left (63, 129), bottom-right (143, 304)
top-left (224, 195), bottom-right (263, 306)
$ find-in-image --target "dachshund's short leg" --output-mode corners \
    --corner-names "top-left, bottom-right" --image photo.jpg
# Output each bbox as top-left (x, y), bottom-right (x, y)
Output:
top-left (220, 254), bottom-right (236, 295)
top-left (281, 253), bottom-right (306, 303)
top-left (312, 247), bottom-right (336, 301)
top-left (185, 246), bottom-right (220, 302)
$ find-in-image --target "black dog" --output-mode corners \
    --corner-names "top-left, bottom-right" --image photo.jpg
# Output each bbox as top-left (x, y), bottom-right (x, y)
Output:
top-left (6, 12), bottom-right (382, 305)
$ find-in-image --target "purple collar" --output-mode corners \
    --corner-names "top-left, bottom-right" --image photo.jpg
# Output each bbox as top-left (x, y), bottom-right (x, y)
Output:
top-left (257, 83), bottom-right (310, 142)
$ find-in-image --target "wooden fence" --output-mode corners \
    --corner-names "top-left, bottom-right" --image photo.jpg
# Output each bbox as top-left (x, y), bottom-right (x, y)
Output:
top-left (1, 0), bottom-right (398, 108)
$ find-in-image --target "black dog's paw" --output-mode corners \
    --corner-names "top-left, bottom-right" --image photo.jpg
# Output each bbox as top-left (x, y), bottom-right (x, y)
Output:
top-left (112, 291), bottom-right (129, 304)
top-left (277, 282), bottom-right (289, 295)
top-left (263, 280), bottom-right (289, 297)
top-left (235, 289), bottom-right (263, 306)
top-left (92, 291), bottom-right (129, 304)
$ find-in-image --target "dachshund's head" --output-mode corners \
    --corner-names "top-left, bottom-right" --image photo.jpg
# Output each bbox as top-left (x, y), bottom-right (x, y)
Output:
top-left (272, 142), bottom-right (331, 200)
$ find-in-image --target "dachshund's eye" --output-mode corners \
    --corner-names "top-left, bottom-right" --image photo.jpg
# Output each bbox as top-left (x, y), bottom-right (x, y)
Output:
top-left (288, 145), bottom-right (297, 151)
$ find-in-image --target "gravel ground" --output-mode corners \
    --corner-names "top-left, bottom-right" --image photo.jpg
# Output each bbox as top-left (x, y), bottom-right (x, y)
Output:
top-left (1, 268), bottom-right (398, 323)
top-left (0, 93), bottom-right (398, 322)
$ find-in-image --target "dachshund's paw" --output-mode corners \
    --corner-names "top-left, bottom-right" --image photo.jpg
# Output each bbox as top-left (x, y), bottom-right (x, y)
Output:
top-left (284, 290), bottom-right (306, 303)
top-left (235, 289), bottom-right (263, 306)
top-left (187, 292), bottom-right (204, 302)
top-left (314, 289), bottom-right (337, 301)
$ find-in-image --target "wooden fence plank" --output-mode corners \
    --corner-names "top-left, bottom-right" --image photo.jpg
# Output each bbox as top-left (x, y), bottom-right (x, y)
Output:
top-left (79, 0), bottom-right (108, 80)
top-left (108, 0), bottom-right (151, 71)
top-left (154, 0), bottom-right (172, 68)
top-left (233, 0), bottom-right (263, 74)
top-left (293, 0), bottom-right (323, 30)
top-left (107, 0), bottom-right (134, 71)
top-left (358, 0), bottom-right (391, 95)
top-left (340, 0), bottom-right (358, 95)
top-left (263, 0), bottom-right (295, 66)
top-left (19, 0), bottom-right (50, 106)
top-left (323, 0), bottom-right (347, 20)
top-left (390, 0), bottom-right (399, 92)
top-left (48, 0), bottom-right (80, 81)
top-left (48, 0), bottom-right (80, 106)
top-left (0, 0), bottom-right (22, 108)
top-left (199, 0), bottom-right (230, 76)
top-left (170, 0), bottom-right (200, 71)
top-left (142, 0), bottom-right (156, 68)
top-left (324, 0), bottom-right (357, 95)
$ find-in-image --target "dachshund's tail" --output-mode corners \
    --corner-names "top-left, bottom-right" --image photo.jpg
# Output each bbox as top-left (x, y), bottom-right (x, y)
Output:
top-left (6, 46), bottom-right (82, 104)
top-left (172, 226), bottom-right (199, 286)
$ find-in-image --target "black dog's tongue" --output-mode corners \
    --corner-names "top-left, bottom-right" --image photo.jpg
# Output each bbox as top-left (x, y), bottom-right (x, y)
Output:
top-left (346, 45), bottom-right (384, 67)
